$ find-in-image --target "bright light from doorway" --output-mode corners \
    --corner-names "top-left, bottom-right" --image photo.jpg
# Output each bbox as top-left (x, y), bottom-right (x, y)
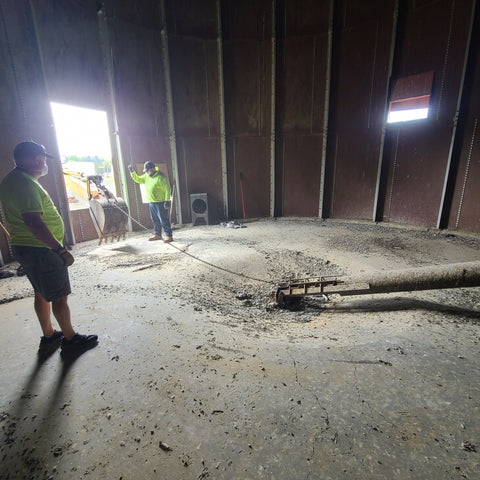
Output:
top-left (50, 102), bottom-right (112, 158)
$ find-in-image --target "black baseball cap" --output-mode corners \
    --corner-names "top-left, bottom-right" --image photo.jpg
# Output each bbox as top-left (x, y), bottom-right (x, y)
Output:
top-left (13, 141), bottom-right (54, 160)
top-left (143, 161), bottom-right (156, 172)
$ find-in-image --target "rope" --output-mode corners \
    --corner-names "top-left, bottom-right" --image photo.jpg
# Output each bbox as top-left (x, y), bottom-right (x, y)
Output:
top-left (167, 242), bottom-right (273, 285)
top-left (104, 201), bottom-right (274, 285)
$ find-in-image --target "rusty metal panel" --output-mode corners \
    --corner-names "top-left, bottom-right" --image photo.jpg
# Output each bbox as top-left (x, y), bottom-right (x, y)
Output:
top-left (449, 116), bottom-right (480, 233)
top-left (343, 0), bottom-right (396, 26)
top-left (448, 12), bottom-right (480, 234)
top-left (166, 0), bottom-right (217, 38)
top-left (280, 35), bottom-right (328, 133)
top-left (284, 0), bottom-right (330, 35)
top-left (282, 136), bottom-right (323, 217)
top-left (70, 209), bottom-right (98, 243)
top-left (32, 0), bottom-right (107, 109)
top-left (278, 24), bottom-right (329, 216)
top-left (383, 124), bottom-right (452, 225)
top-left (107, 0), bottom-right (163, 29)
top-left (0, 1), bottom-right (52, 129)
top-left (165, 1), bottom-right (223, 223)
top-left (110, 24), bottom-right (168, 137)
top-left (222, 1), bottom-right (273, 220)
top-left (229, 137), bottom-right (271, 219)
top-left (169, 38), bottom-right (220, 137)
top-left (380, 0), bottom-right (475, 227)
top-left (177, 137), bottom-right (223, 223)
top-left (331, 127), bottom-right (382, 219)
top-left (326, 0), bottom-right (396, 220)
top-left (222, 0), bottom-right (273, 39)
top-left (223, 39), bottom-right (272, 135)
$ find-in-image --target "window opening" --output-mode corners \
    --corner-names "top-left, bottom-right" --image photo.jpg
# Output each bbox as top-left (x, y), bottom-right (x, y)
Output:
top-left (387, 71), bottom-right (434, 124)
top-left (50, 102), bottom-right (113, 211)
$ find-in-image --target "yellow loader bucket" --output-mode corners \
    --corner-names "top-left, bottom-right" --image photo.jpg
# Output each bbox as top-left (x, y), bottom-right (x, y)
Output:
top-left (87, 176), bottom-right (129, 245)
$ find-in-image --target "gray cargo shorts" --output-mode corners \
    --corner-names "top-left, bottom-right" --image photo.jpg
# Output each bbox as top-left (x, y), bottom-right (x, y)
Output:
top-left (12, 245), bottom-right (71, 301)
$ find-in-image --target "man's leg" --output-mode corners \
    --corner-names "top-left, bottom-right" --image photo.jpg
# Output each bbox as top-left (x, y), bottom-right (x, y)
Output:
top-left (34, 292), bottom-right (55, 337)
top-left (51, 296), bottom-right (76, 340)
top-left (159, 202), bottom-right (173, 238)
top-left (149, 203), bottom-right (163, 237)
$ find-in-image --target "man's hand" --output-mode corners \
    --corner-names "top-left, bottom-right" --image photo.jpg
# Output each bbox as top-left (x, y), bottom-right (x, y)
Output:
top-left (56, 247), bottom-right (75, 267)
top-left (128, 165), bottom-right (133, 172)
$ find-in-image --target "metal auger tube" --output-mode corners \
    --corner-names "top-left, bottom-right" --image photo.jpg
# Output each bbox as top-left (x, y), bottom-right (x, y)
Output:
top-left (276, 261), bottom-right (480, 303)
top-left (340, 261), bottom-right (480, 296)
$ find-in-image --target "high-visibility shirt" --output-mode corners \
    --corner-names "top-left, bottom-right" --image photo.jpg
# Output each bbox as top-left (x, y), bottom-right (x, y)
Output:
top-left (0, 168), bottom-right (64, 247)
top-left (130, 168), bottom-right (171, 203)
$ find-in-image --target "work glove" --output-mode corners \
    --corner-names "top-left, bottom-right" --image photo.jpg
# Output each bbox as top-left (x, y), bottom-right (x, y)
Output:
top-left (127, 165), bottom-right (133, 172)
top-left (55, 247), bottom-right (75, 267)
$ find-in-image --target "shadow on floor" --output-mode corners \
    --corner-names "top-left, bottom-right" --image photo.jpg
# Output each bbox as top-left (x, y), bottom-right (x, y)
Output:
top-left (0, 343), bottom-right (98, 479)
top-left (323, 297), bottom-right (480, 322)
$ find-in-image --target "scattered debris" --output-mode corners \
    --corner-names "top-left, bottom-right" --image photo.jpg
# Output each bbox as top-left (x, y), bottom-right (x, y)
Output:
top-left (461, 441), bottom-right (477, 452)
top-left (220, 221), bottom-right (246, 229)
top-left (0, 270), bottom-right (16, 279)
top-left (1, 221), bottom-right (480, 479)
top-left (159, 441), bottom-right (172, 452)
top-left (52, 447), bottom-right (63, 457)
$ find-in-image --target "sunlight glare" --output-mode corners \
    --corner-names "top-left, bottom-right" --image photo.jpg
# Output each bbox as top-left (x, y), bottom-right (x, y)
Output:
top-left (50, 102), bottom-right (112, 158)
top-left (387, 108), bottom-right (429, 123)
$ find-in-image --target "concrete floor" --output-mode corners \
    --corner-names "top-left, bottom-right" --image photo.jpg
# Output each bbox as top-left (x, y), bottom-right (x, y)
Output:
top-left (0, 220), bottom-right (479, 479)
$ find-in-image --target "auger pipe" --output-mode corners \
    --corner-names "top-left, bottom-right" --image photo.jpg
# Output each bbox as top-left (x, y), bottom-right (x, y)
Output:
top-left (276, 261), bottom-right (480, 303)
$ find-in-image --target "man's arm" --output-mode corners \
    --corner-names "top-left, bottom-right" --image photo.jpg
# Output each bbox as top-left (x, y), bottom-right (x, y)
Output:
top-left (128, 165), bottom-right (145, 184)
top-left (160, 175), bottom-right (171, 199)
top-left (21, 212), bottom-right (74, 265)
top-left (22, 212), bottom-right (63, 250)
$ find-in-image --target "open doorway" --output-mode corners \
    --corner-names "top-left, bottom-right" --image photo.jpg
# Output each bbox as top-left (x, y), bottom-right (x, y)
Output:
top-left (50, 102), bottom-right (115, 211)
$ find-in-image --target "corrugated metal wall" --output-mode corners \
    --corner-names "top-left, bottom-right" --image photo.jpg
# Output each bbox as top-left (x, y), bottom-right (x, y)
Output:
top-left (446, 2), bottom-right (480, 233)
top-left (276, 0), bottom-right (331, 218)
top-left (1, 0), bottom-right (479, 265)
top-left (167, 0), bottom-right (225, 223)
top-left (223, 0), bottom-right (273, 219)
top-left (380, 0), bottom-right (476, 228)
top-left (325, 0), bottom-right (396, 220)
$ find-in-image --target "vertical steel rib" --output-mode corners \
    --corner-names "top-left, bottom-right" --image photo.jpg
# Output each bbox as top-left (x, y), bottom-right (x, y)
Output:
top-left (160, 0), bottom-right (182, 224)
top-left (373, 0), bottom-right (398, 222)
top-left (270, 0), bottom-right (276, 217)
top-left (319, 0), bottom-right (334, 219)
top-left (216, 0), bottom-right (228, 219)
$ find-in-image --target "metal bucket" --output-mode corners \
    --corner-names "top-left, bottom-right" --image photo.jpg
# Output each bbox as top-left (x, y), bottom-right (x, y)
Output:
top-left (89, 197), bottom-right (129, 245)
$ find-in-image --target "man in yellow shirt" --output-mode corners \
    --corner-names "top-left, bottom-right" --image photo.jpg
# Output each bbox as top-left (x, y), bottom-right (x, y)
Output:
top-left (0, 141), bottom-right (98, 353)
top-left (128, 161), bottom-right (173, 242)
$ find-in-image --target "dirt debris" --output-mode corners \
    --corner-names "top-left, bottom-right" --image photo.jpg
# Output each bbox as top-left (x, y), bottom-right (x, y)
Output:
top-left (1, 219), bottom-right (479, 480)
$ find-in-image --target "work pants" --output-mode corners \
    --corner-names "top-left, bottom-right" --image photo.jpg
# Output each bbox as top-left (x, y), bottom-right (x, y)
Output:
top-left (149, 201), bottom-right (172, 237)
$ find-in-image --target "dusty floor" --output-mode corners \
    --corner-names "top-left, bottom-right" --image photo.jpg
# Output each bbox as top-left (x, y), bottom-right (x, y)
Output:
top-left (0, 219), bottom-right (479, 480)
